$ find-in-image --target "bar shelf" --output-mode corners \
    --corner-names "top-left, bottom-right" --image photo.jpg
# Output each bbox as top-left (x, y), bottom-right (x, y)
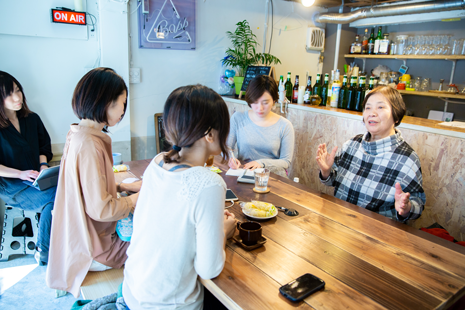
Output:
top-left (344, 54), bottom-right (465, 60)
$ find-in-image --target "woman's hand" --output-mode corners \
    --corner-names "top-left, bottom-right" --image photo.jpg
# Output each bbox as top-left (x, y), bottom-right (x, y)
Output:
top-left (40, 165), bottom-right (48, 172)
top-left (316, 144), bottom-right (338, 179)
top-left (394, 183), bottom-right (412, 217)
top-left (18, 170), bottom-right (40, 182)
top-left (121, 180), bottom-right (142, 193)
top-left (224, 210), bottom-right (237, 239)
top-left (243, 161), bottom-right (262, 170)
top-left (129, 192), bottom-right (140, 209)
top-left (228, 158), bottom-right (241, 170)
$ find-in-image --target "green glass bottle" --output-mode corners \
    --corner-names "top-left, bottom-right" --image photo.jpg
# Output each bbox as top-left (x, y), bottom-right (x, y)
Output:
top-left (367, 28), bottom-right (375, 54)
top-left (285, 72), bottom-right (293, 101)
top-left (320, 73), bottom-right (329, 106)
top-left (354, 76), bottom-right (367, 112)
top-left (374, 26), bottom-right (383, 54)
top-left (365, 76), bottom-right (374, 96)
top-left (345, 76), bottom-right (358, 111)
top-left (312, 73), bottom-right (322, 98)
top-left (337, 75), bottom-right (348, 109)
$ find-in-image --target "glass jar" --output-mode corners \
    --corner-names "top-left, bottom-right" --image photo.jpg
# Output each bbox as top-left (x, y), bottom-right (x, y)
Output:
top-left (397, 35), bottom-right (408, 55)
top-left (390, 42), bottom-right (397, 55)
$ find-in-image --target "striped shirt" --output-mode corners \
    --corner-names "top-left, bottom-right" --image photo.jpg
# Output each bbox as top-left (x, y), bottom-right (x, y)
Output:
top-left (320, 130), bottom-right (425, 223)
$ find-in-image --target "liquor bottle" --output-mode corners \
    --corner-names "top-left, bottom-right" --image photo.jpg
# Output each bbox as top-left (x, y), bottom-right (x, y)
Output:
top-left (365, 76), bottom-right (374, 96)
top-left (337, 75), bottom-right (348, 109)
top-left (330, 70), bottom-right (341, 108)
top-left (345, 76), bottom-right (358, 110)
top-left (354, 76), bottom-right (367, 112)
top-left (374, 26), bottom-right (383, 54)
top-left (303, 76), bottom-right (312, 104)
top-left (313, 73), bottom-right (322, 98)
top-left (328, 70), bottom-right (334, 100)
top-left (320, 73), bottom-right (329, 106)
top-left (362, 28), bottom-right (369, 54)
top-left (350, 35), bottom-right (362, 54)
top-left (368, 28), bottom-right (375, 54)
top-left (378, 33), bottom-right (390, 55)
top-left (278, 75), bottom-right (285, 104)
top-left (285, 72), bottom-right (293, 101)
top-left (292, 75), bottom-right (299, 103)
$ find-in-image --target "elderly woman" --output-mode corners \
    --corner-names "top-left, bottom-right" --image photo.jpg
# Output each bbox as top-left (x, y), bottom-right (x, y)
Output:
top-left (316, 86), bottom-right (425, 222)
top-left (227, 75), bottom-right (295, 178)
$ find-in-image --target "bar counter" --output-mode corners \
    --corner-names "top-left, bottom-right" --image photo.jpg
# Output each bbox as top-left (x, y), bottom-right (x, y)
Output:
top-left (222, 95), bottom-right (465, 242)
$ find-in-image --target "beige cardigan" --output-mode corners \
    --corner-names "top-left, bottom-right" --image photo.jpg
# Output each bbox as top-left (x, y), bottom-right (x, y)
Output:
top-left (46, 125), bottom-right (133, 297)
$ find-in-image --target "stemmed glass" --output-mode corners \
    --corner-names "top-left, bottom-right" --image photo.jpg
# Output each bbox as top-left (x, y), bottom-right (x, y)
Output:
top-left (406, 37), bottom-right (414, 55)
top-left (427, 36), bottom-right (436, 55)
top-left (442, 35), bottom-right (451, 55)
top-left (419, 36), bottom-right (428, 55)
top-left (434, 35), bottom-right (444, 55)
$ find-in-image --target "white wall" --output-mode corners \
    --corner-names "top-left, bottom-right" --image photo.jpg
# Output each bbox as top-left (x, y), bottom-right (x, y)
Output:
top-left (128, 0), bottom-right (326, 159)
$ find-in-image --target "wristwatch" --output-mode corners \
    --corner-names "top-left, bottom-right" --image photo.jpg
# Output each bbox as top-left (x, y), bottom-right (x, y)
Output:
top-left (40, 162), bottom-right (50, 167)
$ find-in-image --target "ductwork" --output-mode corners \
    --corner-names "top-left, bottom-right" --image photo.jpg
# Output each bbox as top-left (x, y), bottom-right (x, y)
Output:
top-left (315, 0), bottom-right (465, 24)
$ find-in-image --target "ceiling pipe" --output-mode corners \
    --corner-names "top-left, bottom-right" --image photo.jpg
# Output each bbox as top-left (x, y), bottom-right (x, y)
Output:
top-left (315, 0), bottom-right (465, 24)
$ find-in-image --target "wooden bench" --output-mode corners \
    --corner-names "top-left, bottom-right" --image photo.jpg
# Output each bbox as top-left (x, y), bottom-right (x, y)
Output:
top-left (80, 268), bottom-right (124, 300)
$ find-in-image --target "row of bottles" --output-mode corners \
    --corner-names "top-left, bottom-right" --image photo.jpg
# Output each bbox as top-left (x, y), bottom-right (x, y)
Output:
top-left (278, 71), bottom-right (374, 112)
top-left (349, 27), bottom-right (390, 55)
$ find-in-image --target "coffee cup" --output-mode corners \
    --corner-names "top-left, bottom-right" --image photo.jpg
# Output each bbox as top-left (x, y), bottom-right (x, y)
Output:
top-left (237, 221), bottom-right (262, 246)
top-left (112, 153), bottom-right (122, 165)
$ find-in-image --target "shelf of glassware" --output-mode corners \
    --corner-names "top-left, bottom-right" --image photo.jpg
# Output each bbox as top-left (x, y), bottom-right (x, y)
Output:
top-left (398, 90), bottom-right (465, 101)
top-left (344, 54), bottom-right (465, 60)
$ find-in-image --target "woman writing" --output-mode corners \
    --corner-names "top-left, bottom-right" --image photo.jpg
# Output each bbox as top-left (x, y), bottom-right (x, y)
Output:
top-left (316, 86), bottom-right (425, 222)
top-left (46, 68), bottom-right (141, 297)
top-left (228, 75), bottom-right (295, 178)
top-left (123, 85), bottom-right (237, 309)
top-left (0, 71), bottom-right (55, 265)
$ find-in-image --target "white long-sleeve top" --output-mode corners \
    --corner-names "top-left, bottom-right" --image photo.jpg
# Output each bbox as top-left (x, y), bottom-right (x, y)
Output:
top-left (123, 156), bottom-right (226, 310)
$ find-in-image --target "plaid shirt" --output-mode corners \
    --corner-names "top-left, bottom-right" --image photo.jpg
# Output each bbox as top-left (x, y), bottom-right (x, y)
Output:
top-left (320, 130), bottom-right (425, 223)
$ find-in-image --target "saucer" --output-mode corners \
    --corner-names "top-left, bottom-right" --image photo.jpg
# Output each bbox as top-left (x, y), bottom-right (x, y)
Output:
top-left (232, 235), bottom-right (267, 251)
top-left (253, 187), bottom-right (271, 194)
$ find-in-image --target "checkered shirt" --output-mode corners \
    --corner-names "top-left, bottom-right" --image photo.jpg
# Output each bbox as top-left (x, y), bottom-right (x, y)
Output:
top-left (320, 130), bottom-right (425, 223)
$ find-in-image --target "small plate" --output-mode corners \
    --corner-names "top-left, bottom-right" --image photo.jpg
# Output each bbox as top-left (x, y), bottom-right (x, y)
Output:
top-left (241, 207), bottom-right (278, 221)
top-left (232, 235), bottom-right (267, 250)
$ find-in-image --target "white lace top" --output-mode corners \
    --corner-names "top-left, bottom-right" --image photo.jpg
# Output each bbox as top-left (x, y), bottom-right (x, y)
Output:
top-left (123, 155), bottom-right (227, 310)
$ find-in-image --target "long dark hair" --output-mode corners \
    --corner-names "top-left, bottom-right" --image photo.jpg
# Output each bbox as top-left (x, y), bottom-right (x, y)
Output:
top-left (0, 71), bottom-right (32, 128)
top-left (72, 67), bottom-right (128, 131)
top-left (163, 85), bottom-right (230, 164)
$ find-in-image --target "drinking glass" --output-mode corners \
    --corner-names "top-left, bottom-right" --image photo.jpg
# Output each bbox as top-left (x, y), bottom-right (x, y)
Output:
top-left (414, 35), bottom-right (421, 55)
top-left (434, 35), bottom-right (443, 55)
top-left (254, 168), bottom-right (270, 192)
top-left (406, 37), bottom-right (414, 55)
top-left (419, 35), bottom-right (428, 55)
top-left (420, 78), bottom-right (431, 92)
top-left (442, 35), bottom-right (451, 55)
top-left (462, 39), bottom-right (465, 55)
top-left (427, 36), bottom-right (436, 55)
top-left (414, 77), bottom-right (422, 91)
top-left (452, 39), bottom-right (462, 55)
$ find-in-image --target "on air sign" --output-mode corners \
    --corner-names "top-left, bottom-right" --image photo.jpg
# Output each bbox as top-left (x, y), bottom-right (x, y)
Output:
top-left (51, 9), bottom-right (86, 26)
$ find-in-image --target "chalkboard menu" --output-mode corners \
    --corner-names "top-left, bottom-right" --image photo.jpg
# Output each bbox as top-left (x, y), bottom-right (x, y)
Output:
top-left (240, 66), bottom-right (273, 92)
top-left (154, 113), bottom-right (171, 153)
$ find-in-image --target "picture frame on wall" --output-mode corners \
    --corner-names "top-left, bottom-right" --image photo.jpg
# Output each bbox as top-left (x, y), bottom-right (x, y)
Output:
top-left (138, 0), bottom-right (196, 50)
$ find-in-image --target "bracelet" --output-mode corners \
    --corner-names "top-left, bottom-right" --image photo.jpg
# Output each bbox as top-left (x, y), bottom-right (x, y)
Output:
top-left (40, 162), bottom-right (50, 167)
top-left (117, 182), bottom-right (122, 192)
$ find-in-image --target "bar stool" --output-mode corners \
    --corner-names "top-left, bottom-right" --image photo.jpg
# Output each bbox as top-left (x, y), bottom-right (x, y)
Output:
top-left (0, 206), bottom-right (39, 261)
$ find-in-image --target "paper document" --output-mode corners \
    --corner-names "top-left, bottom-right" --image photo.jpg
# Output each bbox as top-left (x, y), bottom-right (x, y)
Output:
top-left (226, 169), bottom-right (256, 177)
top-left (438, 121), bottom-right (465, 129)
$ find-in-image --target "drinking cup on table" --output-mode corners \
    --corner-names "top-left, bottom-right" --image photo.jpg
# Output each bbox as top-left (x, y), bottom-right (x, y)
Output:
top-left (112, 153), bottom-right (122, 165)
top-left (237, 221), bottom-right (262, 245)
top-left (205, 155), bottom-right (214, 167)
top-left (254, 168), bottom-right (270, 192)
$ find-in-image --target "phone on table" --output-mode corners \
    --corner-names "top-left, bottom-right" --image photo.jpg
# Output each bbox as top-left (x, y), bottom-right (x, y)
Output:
top-left (279, 273), bottom-right (325, 302)
top-left (226, 189), bottom-right (239, 201)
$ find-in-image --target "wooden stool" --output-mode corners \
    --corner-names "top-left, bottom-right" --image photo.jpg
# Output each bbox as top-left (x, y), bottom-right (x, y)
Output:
top-left (80, 268), bottom-right (124, 299)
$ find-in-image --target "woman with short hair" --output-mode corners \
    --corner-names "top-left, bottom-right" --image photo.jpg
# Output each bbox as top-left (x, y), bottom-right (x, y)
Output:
top-left (316, 86), bottom-right (425, 222)
top-left (228, 75), bottom-right (295, 177)
top-left (46, 68), bottom-right (141, 297)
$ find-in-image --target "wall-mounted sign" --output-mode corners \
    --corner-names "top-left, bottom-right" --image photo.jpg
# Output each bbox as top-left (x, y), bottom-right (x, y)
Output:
top-left (51, 9), bottom-right (86, 26)
top-left (138, 0), bottom-right (195, 50)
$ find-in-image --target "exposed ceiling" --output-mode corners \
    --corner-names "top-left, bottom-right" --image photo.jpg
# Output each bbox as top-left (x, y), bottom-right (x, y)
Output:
top-left (284, 0), bottom-right (410, 8)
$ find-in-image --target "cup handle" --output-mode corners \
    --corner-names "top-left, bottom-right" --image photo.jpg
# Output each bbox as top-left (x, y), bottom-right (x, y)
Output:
top-left (236, 221), bottom-right (242, 229)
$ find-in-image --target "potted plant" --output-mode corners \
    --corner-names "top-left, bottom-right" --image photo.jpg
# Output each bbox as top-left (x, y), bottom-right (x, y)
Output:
top-left (222, 20), bottom-right (281, 95)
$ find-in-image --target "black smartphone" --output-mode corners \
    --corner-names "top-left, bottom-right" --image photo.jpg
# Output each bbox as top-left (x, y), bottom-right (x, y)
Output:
top-left (279, 273), bottom-right (325, 302)
top-left (226, 189), bottom-right (239, 201)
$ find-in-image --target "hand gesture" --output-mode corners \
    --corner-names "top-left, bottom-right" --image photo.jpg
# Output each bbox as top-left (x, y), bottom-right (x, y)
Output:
top-left (19, 170), bottom-right (40, 182)
top-left (394, 183), bottom-right (411, 217)
top-left (316, 144), bottom-right (338, 179)
top-left (224, 210), bottom-right (237, 239)
top-left (243, 161), bottom-right (262, 170)
top-left (228, 158), bottom-right (241, 170)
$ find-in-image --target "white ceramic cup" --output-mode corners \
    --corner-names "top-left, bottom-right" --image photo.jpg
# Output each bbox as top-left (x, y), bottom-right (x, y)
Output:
top-left (112, 153), bottom-right (122, 165)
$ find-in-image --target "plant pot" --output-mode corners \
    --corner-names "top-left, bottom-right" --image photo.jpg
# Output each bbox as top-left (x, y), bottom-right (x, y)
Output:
top-left (234, 76), bottom-right (244, 95)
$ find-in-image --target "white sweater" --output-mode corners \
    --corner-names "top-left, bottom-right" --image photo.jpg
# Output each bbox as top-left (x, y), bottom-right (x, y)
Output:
top-left (123, 157), bottom-right (227, 310)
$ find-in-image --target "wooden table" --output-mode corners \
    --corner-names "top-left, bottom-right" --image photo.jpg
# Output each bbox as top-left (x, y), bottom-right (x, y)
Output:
top-left (84, 158), bottom-right (465, 309)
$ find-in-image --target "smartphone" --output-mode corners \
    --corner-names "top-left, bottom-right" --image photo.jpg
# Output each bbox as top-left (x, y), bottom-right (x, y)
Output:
top-left (279, 273), bottom-right (325, 302)
top-left (226, 189), bottom-right (239, 201)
